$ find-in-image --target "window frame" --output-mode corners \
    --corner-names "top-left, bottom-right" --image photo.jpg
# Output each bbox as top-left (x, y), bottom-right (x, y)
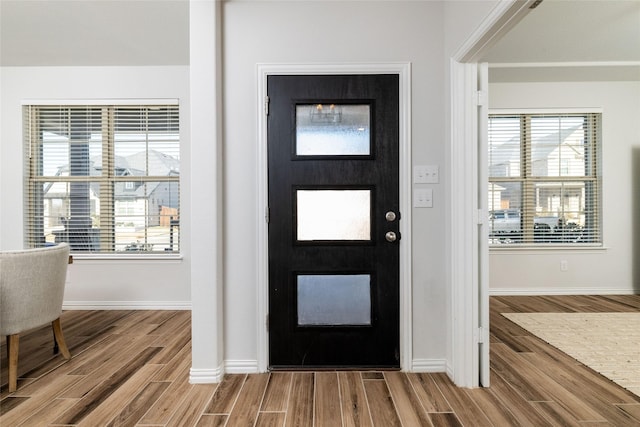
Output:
top-left (23, 100), bottom-right (181, 258)
top-left (488, 109), bottom-right (603, 248)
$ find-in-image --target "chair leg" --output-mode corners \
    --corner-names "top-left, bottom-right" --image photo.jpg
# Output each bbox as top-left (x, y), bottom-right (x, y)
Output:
top-left (51, 318), bottom-right (71, 360)
top-left (52, 323), bottom-right (59, 355)
top-left (7, 334), bottom-right (19, 393)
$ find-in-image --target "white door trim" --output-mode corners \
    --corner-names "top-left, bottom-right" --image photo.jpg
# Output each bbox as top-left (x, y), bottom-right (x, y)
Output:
top-left (256, 63), bottom-right (412, 372)
top-left (477, 62), bottom-right (490, 387)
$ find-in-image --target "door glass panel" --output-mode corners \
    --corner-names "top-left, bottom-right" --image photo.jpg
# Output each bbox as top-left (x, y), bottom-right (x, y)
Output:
top-left (296, 104), bottom-right (370, 156)
top-left (297, 274), bottom-right (371, 326)
top-left (297, 190), bottom-right (371, 241)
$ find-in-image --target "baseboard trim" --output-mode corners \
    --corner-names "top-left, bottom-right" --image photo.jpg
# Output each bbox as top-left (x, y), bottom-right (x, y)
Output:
top-left (225, 360), bottom-right (260, 374)
top-left (411, 359), bottom-right (447, 373)
top-left (446, 362), bottom-right (454, 380)
top-left (190, 366), bottom-right (224, 384)
top-left (62, 301), bottom-right (192, 310)
top-left (490, 288), bottom-right (639, 296)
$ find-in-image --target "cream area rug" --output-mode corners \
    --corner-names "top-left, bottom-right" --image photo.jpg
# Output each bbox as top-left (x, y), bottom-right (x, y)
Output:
top-left (502, 312), bottom-right (640, 397)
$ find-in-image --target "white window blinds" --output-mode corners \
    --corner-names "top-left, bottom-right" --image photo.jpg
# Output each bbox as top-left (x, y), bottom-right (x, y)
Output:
top-left (24, 104), bottom-right (180, 254)
top-left (488, 113), bottom-right (601, 245)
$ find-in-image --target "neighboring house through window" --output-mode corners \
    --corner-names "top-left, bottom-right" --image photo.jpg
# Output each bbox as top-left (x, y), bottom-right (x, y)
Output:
top-left (488, 112), bottom-right (601, 246)
top-left (24, 103), bottom-right (180, 254)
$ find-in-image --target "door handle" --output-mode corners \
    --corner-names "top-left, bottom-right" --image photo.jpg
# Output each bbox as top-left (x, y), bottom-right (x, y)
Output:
top-left (385, 231), bottom-right (399, 242)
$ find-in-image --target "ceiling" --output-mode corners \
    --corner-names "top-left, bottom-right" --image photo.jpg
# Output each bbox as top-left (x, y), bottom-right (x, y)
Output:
top-left (1, 0), bottom-right (638, 81)
top-left (481, 0), bottom-right (640, 82)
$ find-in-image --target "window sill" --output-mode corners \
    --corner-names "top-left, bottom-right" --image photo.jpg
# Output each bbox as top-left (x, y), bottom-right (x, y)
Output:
top-left (489, 244), bottom-right (607, 254)
top-left (69, 254), bottom-right (184, 262)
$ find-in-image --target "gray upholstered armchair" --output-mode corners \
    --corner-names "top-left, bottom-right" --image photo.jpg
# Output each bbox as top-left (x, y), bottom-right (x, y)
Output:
top-left (1, 243), bottom-right (72, 392)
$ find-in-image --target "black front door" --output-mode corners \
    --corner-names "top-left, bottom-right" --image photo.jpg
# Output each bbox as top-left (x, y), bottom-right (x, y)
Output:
top-left (267, 74), bottom-right (400, 368)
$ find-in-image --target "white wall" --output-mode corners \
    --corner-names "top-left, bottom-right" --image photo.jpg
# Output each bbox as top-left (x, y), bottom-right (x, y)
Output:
top-left (0, 66), bottom-right (192, 307)
top-left (489, 80), bottom-right (640, 294)
top-left (222, 0), bottom-right (448, 368)
top-left (444, 0), bottom-right (500, 56)
top-left (0, 0), bottom-right (506, 380)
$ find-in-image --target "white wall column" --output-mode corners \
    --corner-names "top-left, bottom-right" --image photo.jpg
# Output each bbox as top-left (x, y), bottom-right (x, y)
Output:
top-left (449, 60), bottom-right (479, 387)
top-left (447, 0), bottom-right (536, 387)
top-left (189, 0), bottom-right (224, 383)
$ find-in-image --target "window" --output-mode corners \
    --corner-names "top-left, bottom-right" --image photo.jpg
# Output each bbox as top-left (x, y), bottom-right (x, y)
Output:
top-left (488, 112), bottom-right (601, 246)
top-left (24, 104), bottom-right (180, 255)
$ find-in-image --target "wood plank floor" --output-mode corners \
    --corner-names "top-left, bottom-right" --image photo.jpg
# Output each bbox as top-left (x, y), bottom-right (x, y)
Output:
top-left (1, 295), bottom-right (639, 426)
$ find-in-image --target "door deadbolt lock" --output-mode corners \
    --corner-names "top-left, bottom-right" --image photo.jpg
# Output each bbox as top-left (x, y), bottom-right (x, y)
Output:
top-left (385, 231), bottom-right (398, 242)
top-left (385, 211), bottom-right (397, 222)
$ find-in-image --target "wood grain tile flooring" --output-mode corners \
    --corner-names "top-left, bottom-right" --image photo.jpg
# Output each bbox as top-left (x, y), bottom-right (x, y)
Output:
top-left (502, 312), bottom-right (640, 396)
top-left (1, 295), bottom-right (639, 426)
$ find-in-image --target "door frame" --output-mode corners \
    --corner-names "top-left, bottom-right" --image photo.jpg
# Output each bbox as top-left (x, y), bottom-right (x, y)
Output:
top-left (449, 0), bottom-right (537, 387)
top-left (256, 63), bottom-right (412, 372)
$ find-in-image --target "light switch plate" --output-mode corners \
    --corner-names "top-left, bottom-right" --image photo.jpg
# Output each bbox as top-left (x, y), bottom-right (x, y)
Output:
top-left (413, 165), bottom-right (439, 184)
top-left (414, 188), bottom-right (433, 208)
